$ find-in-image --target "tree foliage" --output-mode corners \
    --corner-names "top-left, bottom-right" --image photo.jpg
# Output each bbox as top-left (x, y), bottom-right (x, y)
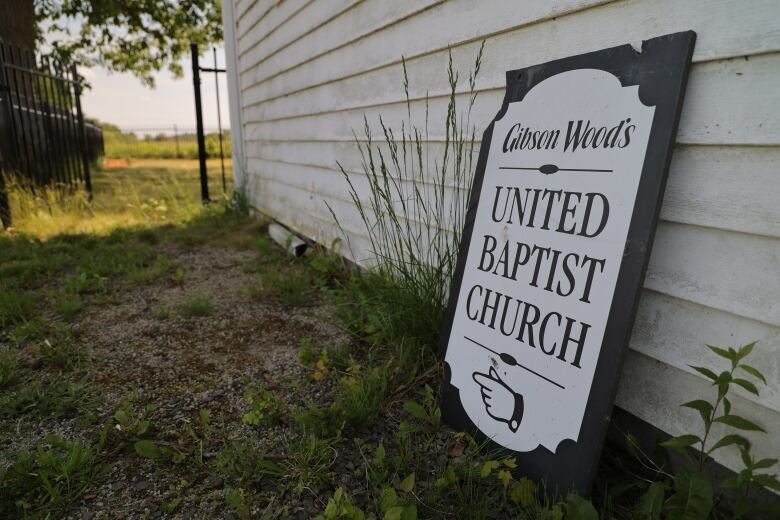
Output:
top-left (35, 1), bottom-right (223, 86)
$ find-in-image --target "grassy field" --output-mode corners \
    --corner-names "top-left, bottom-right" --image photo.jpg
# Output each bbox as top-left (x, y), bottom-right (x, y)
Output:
top-left (5, 158), bottom-right (232, 238)
top-left (104, 129), bottom-right (231, 160)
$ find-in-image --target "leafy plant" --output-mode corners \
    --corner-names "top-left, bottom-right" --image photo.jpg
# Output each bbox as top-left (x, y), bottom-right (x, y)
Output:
top-left (242, 382), bottom-right (285, 426)
top-left (316, 487), bottom-right (369, 520)
top-left (633, 341), bottom-right (780, 519)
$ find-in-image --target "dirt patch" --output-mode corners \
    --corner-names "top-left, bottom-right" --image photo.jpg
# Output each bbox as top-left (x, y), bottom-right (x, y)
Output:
top-left (4, 242), bottom-right (349, 518)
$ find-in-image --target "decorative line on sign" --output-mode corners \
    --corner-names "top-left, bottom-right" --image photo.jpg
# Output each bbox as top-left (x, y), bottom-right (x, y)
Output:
top-left (499, 164), bottom-right (613, 175)
top-left (464, 335), bottom-right (566, 390)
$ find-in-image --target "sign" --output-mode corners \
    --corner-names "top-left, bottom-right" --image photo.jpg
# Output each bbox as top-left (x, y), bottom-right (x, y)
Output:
top-left (439, 32), bottom-right (696, 494)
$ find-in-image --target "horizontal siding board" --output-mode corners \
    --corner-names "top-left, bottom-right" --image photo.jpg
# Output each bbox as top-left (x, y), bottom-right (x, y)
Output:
top-left (240, 0), bottom-right (780, 108)
top-left (237, 0), bottom-right (312, 55)
top-left (630, 291), bottom-right (779, 411)
top-left (242, 54), bottom-right (780, 145)
top-left (616, 350), bottom-right (780, 473)
top-left (248, 158), bottom-right (780, 327)
top-left (245, 141), bottom-right (780, 239)
top-left (239, 0), bottom-right (361, 69)
top-left (646, 222), bottom-right (780, 327)
top-left (240, 0), bottom-right (609, 106)
top-left (236, 0), bottom-right (278, 35)
top-left (240, 0), bottom-right (442, 86)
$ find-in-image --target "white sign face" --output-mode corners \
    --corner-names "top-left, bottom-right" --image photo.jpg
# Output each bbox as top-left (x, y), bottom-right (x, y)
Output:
top-left (445, 69), bottom-right (655, 453)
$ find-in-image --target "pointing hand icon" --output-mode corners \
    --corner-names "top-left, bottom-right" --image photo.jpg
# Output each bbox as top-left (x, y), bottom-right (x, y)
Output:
top-left (472, 366), bottom-right (524, 432)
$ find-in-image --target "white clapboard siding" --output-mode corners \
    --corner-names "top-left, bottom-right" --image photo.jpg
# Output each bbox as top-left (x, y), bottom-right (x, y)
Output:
top-left (224, 0), bottom-right (780, 475)
top-left (239, 0), bottom-right (360, 72)
top-left (240, 0), bottom-right (780, 108)
top-left (244, 54), bottom-right (780, 145)
top-left (246, 141), bottom-right (780, 239)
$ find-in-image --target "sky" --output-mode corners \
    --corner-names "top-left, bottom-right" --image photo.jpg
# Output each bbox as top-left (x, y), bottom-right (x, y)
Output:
top-left (79, 47), bottom-right (231, 135)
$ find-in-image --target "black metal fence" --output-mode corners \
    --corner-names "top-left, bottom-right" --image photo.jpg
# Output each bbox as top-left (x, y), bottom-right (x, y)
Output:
top-left (0, 40), bottom-right (103, 227)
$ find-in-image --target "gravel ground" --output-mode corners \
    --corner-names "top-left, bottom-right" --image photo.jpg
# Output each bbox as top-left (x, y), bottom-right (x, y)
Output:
top-left (2, 242), bottom-right (352, 519)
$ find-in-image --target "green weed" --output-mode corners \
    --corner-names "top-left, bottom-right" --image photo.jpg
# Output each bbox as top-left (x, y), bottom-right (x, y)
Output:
top-left (152, 303), bottom-right (171, 320)
top-left (0, 380), bottom-right (95, 418)
top-left (0, 289), bottom-right (36, 328)
top-left (0, 347), bottom-right (19, 388)
top-left (329, 45), bottom-right (484, 353)
top-left (53, 291), bottom-right (83, 319)
top-left (179, 291), bottom-right (214, 317)
top-left (0, 435), bottom-right (102, 517)
top-left (282, 433), bottom-right (337, 493)
top-left (242, 382), bottom-right (285, 426)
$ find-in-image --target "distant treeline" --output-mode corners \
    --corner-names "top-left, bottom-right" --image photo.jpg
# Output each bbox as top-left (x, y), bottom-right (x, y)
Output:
top-left (100, 122), bottom-right (231, 160)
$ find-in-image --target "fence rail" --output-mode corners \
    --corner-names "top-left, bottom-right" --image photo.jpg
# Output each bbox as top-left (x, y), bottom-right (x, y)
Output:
top-left (0, 39), bottom-right (103, 227)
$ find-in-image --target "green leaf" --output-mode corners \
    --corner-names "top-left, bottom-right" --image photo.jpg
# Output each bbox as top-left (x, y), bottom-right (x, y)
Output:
top-left (373, 441), bottom-right (386, 467)
top-left (737, 341), bottom-right (756, 360)
top-left (707, 345), bottom-right (735, 363)
top-left (738, 364), bottom-right (766, 384)
top-left (634, 481), bottom-right (665, 520)
top-left (384, 506), bottom-right (403, 520)
top-left (480, 460), bottom-right (500, 478)
top-left (707, 434), bottom-right (750, 455)
top-left (661, 435), bottom-right (702, 450)
top-left (564, 493), bottom-right (598, 520)
top-left (739, 446), bottom-right (753, 468)
top-left (752, 474), bottom-right (780, 492)
top-left (134, 439), bottom-right (163, 460)
top-left (399, 472), bottom-right (415, 493)
top-left (723, 397), bottom-right (731, 416)
top-left (136, 420), bottom-right (150, 436)
top-left (402, 401), bottom-right (427, 421)
top-left (401, 504), bottom-right (417, 520)
top-left (510, 477), bottom-right (537, 507)
top-left (497, 469), bottom-right (513, 488)
top-left (665, 471), bottom-right (713, 520)
top-left (732, 378), bottom-right (759, 396)
top-left (379, 488), bottom-right (399, 512)
top-left (715, 371), bottom-right (733, 385)
top-left (681, 400), bottom-right (713, 426)
top-left (751, 458), bottom-right (778, 470)
top-left (689, 365), bottom-right (718, 383)
top-left (713, 415), bottom-right (765, 432)
top-left (114, 409), bottom-right (130, 426)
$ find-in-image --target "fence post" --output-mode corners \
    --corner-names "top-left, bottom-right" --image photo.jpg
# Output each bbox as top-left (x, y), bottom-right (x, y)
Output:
top-left (71, 64), bottom-right (92, 199)
top-left (191, 43), bottom-right (209, 203)
top-left (173, 124), bottom-right (181, 158)
top-left (0, 42), bottom-right (13, 227)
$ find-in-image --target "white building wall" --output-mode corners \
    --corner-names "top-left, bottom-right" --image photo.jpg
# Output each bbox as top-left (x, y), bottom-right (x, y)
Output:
top-left (223, 0), bottom-right (780, 473)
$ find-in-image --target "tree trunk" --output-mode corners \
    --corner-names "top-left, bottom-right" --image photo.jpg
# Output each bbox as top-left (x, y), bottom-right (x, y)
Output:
top-left (0, 0), bottom-right (35, 50)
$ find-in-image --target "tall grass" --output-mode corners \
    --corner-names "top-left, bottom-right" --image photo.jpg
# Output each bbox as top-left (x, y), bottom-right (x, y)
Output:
top-left (330, 44), bottom-right (484, 350)
top-left (2, 160), bottom-right (227, 238)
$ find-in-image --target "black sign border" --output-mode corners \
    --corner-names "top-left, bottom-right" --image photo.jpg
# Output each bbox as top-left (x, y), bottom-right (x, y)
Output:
top-left (438, 31), bottom-right (696, 495)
